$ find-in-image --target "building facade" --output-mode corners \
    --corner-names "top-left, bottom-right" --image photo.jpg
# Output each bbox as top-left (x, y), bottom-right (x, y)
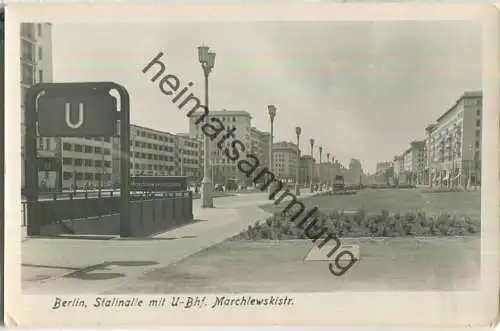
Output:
top-left (402, 140), bottom-right (425, 185)
top-left (272, 141), bottom-right (299, 182)
top-left (111, 125), bottom-right (200, 186)
top-left (375, 161), bottom-right (393, 182)
top-left (61, 137), bottom-right (113, 189)
top-left (347, 158), bottom-right (363, 184)
top-left (393, 155), bottom-right (405, 184)
top-left (189, 110), bottom-right (253, 185)
top-left (250, 127), bottom-right (271, 185)
top-left (425, 91), bottom-right (482, 188)
top-left (175, 133), bottom-right (202, 180)
top-left (299, 155), bottom-right (316, 185)
top-left (21, 23), bottom-right (57, 189)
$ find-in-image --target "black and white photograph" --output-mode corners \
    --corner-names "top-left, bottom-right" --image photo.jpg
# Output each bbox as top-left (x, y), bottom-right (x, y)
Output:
top-left (4, 3), bottom-right (499, 328)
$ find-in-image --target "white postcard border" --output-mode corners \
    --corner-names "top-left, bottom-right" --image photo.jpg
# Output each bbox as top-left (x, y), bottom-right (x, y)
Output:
top-left (4, 3), bottom-right (499, 327)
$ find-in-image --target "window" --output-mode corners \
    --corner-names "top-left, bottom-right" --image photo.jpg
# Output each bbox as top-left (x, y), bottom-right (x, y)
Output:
top-left (476, 119), bottom-right (481, 127)
top-left (95, 160), bottom-right (103, 167)
top-left (74, 159), bottom-right (83, 166)
top-left (38, 69), bottom-right (43, 83)
top-left (476, 141), bottom-right (480, 148)
top-left (104, 161), bottom-right (111, 167)
top-left (84, 159), bottom-right (93, 167)
top-left (21, 64), bottom-right (34, 85)
top-left (94, 147), bottom-right (102, 153)
top-left (63, 143), bottom-right (72, 151)
top-left (37, 24), bottom-right (42, 37)
top-left (63, 172), bottom-right (72, 180)
top-left (21, 87), bottom-right (29, 104)
top-left (37, 137), bottom-right (43, 149)
top-left (476, 109), bottom-right (481, 116)
top-left (74, 144), bottom-right (83, 152)
top-left (38, 46), bottom-right (43, 61)
top-left (104, 148), bottom-right (110, 155)
top-left (21, 40), bottom-right (35, 62)
top-left (75, 172), bottom-right (83, 180)
top-left (84, 145), bottom-right (93, 153)
top-left (46, 138), bottom-right (53, 150)
top-left (21, 23), bottom-right (35, 39)
top-left (476, 130), bottom-right (481, 137)
top-left (63, 157), bottom-right (72, 165)
top-left (85, 173), bottom-right (93, 180)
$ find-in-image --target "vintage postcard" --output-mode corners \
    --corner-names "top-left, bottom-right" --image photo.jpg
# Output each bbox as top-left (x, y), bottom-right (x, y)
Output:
top-left (4, 2), bottom-right (500, 327)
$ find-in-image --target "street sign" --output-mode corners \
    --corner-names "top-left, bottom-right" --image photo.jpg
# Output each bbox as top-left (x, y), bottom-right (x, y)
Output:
top-left (131, 176), bottom-right (188, 192)
top-left (37, 92), bottom-right (116, 137)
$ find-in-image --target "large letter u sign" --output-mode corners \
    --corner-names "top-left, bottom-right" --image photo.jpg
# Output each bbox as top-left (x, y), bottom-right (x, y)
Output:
top-left (65, 102), bottom-right (85, 129)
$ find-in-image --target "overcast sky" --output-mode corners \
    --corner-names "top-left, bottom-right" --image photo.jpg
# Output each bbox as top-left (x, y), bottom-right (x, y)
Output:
top-left (52, 21), bottom-right (481, 173)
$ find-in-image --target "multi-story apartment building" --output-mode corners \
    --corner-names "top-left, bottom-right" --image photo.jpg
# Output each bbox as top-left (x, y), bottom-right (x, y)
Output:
top-left (250, 127), bottom-right (271, 167)
top-left (61, 137), bottom-right (113, 189)
top-left (392, 155), bottom-right (405, 184)
top-left (175, 133), bottom-right (201, 180)
top-left (375, 161), bottom-right (393, 181)
top-left (299, 155), bottom-right (316, 185)
top-left (346, 158), bottom-right (363, 184)
top-left (21, 23), bottom-right (57, 189)
top-left (425, 91), bottom-right (482, 188)
top-left (111, 125), bottom-right (200, 185)
top-left (272, 141), bottom-right (300, 182)
top-left (402, 140), bottom-right (425, 185)
top-left (20, 23), bottom-right (116, 191)
top-left (189, 110), bottom-right (253, 185)
top-left (250, 127), bottom-right (271, 185)
top-left (315, 160), bottom-right (344, 185)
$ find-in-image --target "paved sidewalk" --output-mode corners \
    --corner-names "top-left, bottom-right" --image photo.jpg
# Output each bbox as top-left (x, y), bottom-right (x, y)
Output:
top-left (22, 189), bottom-right (317, 294)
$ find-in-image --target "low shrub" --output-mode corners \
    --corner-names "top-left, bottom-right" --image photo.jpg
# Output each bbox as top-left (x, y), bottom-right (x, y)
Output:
top-left (231, 208), bottom-right (480, 240)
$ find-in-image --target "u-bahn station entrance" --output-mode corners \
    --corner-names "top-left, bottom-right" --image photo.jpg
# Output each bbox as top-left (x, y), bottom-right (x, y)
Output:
top-left (23, 82), bottom-right (193, 238)
top-left (25, 176), bottom-right (194, 237)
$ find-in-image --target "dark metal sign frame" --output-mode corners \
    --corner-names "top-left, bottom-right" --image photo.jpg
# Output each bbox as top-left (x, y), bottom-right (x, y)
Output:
top-left (24, 82), bottom-right (131, 237)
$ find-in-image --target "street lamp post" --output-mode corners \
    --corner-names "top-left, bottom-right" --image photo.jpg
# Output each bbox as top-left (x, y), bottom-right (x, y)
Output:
top-left (197, 45), bottom-right (216, 208)
top-left (331, 156), bottom-right (335, 186)
top-left (309, 138), bottom-right (314, 192)
top-left (268, 105), bottom-right (277, 194)
top-left (319, 146), bottom-right (323, 189)
top-left (326, 152), bottom-right (330, 189)
top-left (295, 126), bottom-right (302, 196)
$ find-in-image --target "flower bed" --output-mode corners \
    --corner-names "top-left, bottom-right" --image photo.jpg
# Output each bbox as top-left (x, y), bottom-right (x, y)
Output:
top-left (232, 209), bottom-right (480, 240)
